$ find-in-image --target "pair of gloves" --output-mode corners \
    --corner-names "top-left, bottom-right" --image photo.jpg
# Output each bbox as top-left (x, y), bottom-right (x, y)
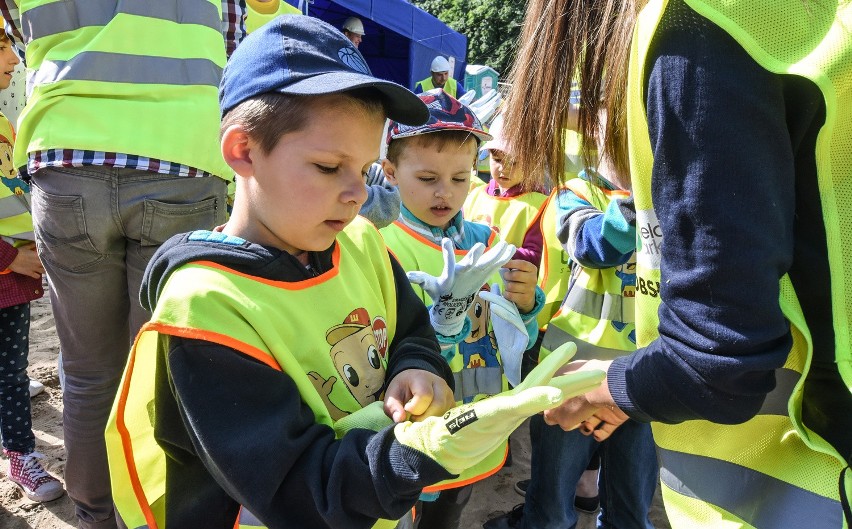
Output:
top-left (334, 342), bottom-right (605, 475)
top-left (407, 238), bottom-right (529, 386)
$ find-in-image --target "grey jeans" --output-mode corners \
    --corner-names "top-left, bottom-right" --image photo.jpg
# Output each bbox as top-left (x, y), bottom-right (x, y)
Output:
top-left (31, 166), bottom-right (227, 529)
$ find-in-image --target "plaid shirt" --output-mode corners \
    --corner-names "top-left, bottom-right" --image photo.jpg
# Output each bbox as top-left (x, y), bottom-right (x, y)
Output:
top-left (0, 241), bottom-right (43, 309)
top-left (1, 1), bottom-right (246, 178)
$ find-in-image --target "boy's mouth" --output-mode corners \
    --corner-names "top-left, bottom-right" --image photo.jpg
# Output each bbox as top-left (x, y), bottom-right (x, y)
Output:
top-left (430, 205), bottom-right (452, 216)
top-left (324, 217), bottom-right (352, 231)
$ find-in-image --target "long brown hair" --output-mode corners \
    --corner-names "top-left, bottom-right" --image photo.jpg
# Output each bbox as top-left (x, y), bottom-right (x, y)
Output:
top-left (503, 0), bottom-right (643, 189)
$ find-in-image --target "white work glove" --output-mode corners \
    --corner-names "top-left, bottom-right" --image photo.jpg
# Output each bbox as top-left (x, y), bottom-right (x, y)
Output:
top-left (407, 238), bottom-right (516, 337)
top-left (479, 283), bottom-right (528, 387)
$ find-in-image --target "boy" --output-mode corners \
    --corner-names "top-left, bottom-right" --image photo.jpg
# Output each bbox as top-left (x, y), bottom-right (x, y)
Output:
top-left (0, 30), bottom-right (64, 503)
top-left (462, 113), bottom-right (547, 268)
top-left (379, 90), bottom-right (546, 529)
top-left (104, 16), bottom-right (589, 529)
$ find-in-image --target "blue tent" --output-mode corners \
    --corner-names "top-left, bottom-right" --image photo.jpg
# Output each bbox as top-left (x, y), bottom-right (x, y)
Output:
top-left (286, 0), bottom-right (467, 91)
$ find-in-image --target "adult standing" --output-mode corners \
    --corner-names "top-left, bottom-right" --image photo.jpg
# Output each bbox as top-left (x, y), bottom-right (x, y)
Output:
top-left (0, 2), bottom-right (245, 528)
top-left (414, 56), bottom-right (460, 98)
top-left (341, 16), bottom-right (366, 48)
top-left (503, 0), bottom-right (851, 527)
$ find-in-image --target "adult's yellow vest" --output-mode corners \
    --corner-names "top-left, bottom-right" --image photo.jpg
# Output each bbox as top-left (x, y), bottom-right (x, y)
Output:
top-left (0, 113), bottom-right (33, 244)
top-left (627, 1), bottom-right (850, 527)
top-left (106, 218), bottom-right (400, 529)
top-left (462, 184), bottom-right (546, 250)
top-left (415, 77), bottom-right (459, 98)
top-left (14, 0), bottom-right (231, 179)
top-left (540, 179), bottom-right (635, 361)
top-left (245, 0), bottom-right (300, 34)
top-left (380, 220), bottom-right (508, 491)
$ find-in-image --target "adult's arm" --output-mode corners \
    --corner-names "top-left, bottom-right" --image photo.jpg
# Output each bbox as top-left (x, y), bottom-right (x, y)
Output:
top-left (607, 7), bottom-right (794, 424)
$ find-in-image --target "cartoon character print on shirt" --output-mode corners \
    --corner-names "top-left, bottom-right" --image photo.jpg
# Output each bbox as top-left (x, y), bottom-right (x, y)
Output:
top-left (457, 285), bottom-right (502, 403)
top-left (308, 308), bottom-right (389, 420)
top-left (0, 134), bottom-right (27, 195)
top-left (610, 255), bottom-right (637, 344)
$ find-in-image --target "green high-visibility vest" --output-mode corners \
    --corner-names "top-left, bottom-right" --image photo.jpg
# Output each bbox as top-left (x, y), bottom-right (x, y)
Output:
top-left (628, 1), bottom-right (851, 526)
top-left (245, 0), bottom-right (300, 34)
top-left (539, 178), bottom-right (635, 360)
top-left (0, 112), bottom-right (33, 244)
top-left (462, 184), bottom-right (546, 250)
top-left (380, 220), bottom-right (509, 491)
top-left (14, 0), bottom-right (231, 179)
top-left (415, 77), bottom-right (459, 98)
top-left (106, 218), bottom-right (399, 529)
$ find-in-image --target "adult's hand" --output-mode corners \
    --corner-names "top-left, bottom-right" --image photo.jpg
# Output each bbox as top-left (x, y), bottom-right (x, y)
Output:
top-left (542, 358), bottom-right (629, 440)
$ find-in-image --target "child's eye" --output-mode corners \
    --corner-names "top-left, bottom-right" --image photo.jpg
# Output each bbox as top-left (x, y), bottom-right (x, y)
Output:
top-left (453, 178), bottom-right (467, 183)
top-left (417, 177), bottom-right (435, 183)
top-left (315, 164), bottom-right (338, 174)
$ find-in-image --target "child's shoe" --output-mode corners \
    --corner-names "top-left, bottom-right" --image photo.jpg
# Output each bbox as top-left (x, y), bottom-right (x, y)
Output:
top-left (4, 449), bottom-right (65, 502)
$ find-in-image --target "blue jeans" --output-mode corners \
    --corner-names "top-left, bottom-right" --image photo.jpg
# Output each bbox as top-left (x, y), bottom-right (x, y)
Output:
top-left (31, 166), bottom-right (227, 529)
top-left (523, 414), bottom-right (658, 529)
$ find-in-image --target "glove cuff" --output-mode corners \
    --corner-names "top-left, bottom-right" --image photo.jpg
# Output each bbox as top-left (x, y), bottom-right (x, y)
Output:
top-left (431, 313), bottom-right (471, 340)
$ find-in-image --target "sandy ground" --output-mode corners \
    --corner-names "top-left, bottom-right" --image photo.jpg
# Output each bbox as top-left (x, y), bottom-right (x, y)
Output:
top-left (0, 293), bottom-right (671, 529)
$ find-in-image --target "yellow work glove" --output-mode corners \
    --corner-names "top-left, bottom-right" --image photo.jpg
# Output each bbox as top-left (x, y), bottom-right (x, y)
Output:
top-left (392, 342), bottom-right (603, 475)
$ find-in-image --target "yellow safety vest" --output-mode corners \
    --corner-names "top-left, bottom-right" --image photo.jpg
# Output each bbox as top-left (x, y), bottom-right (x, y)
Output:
top-left (106, 218), bottom-right (399, 529)
top-left (462, 184), bottom-right (546, 250)
top-left (245, 0), bottom-right (300, 34)
top-left (14, 0), bottom-right (231, 179)
top-left (380, 220), bottom-right (508, 491)
top-left (535, 132), bottom-right (589, 330)
top-left (540, 178), bottom-right (634, 360)
top-left (628, 1), bottom-right (850, 526)
top-left (415, 77), bottom-right (459, 98)
top-left (0, 113), bottom-right (32, 243)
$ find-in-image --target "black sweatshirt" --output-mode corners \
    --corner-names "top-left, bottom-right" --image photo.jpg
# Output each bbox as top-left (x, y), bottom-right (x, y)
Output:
top-left (141, 229), bottom-right (455, 529)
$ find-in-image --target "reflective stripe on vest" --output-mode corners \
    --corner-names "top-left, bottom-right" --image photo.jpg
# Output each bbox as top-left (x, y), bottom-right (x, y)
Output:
top-left (21, 0), bottom-right (220, 41)
top-left (106, 218), bottom-right (400, 529)
top-left (15, 0), bottom-right (230, 178)
top-left (462, 185), bottom-right (546, 249)
top-left (30, 53), bottom-right (222, 90)
top-left (627, 0), bottom-right (849, 526)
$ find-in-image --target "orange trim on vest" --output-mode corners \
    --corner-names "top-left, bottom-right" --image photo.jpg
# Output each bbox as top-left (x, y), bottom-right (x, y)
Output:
top-left (420, 443), bottom-right (508, 493)
top-left (391, 220), bottom-right (497, 255)
top-left (115, 321), bottom-right (284, 529)
top-left (190, 243), bottom-right (341, 290)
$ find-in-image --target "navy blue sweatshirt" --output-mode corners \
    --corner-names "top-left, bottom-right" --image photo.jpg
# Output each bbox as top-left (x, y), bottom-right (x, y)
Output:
top-left (143, 231), bottom-right (455, 528)
top-left (607, 0), bottom-right (851, 460)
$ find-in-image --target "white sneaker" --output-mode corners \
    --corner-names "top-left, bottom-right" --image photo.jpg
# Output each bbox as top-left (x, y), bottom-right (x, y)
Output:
top-left (28, 379), bottom-right (45, 398)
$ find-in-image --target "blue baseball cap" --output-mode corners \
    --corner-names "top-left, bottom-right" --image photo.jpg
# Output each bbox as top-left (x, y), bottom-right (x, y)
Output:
top-left (219, 15), bottom-right (428, 125)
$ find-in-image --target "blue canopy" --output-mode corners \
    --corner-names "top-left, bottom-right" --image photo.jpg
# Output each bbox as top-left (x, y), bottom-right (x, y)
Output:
top-left (286, 0), bottom-right (467, 91)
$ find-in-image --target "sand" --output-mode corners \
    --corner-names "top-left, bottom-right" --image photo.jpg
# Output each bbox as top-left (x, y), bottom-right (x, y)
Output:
top-left (0, 293), bottom-right (671, 529)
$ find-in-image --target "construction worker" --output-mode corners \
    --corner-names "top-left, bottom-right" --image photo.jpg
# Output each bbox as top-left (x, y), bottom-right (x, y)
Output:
top-left (415, 56), bottom-right (461, 98)
top-left (342, 16), bottom-right (366, 48)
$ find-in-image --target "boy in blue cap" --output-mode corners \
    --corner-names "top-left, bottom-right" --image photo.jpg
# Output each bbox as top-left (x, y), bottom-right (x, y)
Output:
top-left (103, 15), bottom-right (597, 529)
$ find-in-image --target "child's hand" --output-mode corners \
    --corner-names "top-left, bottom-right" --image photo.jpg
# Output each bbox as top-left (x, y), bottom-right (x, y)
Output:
top-left (8, 242), bottom-right (44, 279)
top-left (384, 369), bottom-right (455, 423)
top-left (500, 259), bottom-right (538, 313)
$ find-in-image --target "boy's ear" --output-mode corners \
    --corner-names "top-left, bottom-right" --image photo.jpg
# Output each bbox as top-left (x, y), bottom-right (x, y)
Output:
top-left (381, 159), bottom-right (399, 185)
top-left (221, 125), bottom-right (254, 178)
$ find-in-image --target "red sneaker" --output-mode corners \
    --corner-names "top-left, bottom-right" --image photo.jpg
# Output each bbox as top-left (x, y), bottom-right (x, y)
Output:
top-left (4, 450), bottom-right (64, 502)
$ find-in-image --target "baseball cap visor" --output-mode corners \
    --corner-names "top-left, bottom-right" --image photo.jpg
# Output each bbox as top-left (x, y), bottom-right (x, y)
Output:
top-left (278, 71), bottom-right (428, 126)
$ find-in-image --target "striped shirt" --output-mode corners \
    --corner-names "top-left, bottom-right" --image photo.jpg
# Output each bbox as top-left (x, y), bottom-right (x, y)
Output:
top-left (1, 1), bottom-right (246, 178)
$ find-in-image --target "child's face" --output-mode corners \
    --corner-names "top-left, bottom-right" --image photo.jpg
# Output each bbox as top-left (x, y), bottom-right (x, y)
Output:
top-left (384, 138), bottom-right (475, 230)
top-left (0, 39), bottom-right (19, 91)
top-left (489, 149), bottom-right (521, 192)
top-left (228, 96), bottom-right (383, 255)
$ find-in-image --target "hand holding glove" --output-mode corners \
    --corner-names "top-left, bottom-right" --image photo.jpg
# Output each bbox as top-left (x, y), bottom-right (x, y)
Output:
top-left (407, 238), bottom-right (516, 336)
top-left (392, 342), bottom-right (604, 475)
top-left (479, 283), bottom-right (528, 387)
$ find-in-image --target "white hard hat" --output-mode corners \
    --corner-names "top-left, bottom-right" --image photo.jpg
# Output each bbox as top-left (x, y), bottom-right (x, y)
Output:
top-left (430, 56), bottom-right (451, 73)
top-left (342, 17), bottom-right (365, 36)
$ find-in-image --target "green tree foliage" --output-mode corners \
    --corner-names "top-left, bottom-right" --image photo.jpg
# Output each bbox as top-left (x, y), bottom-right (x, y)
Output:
top-left (412, 0), bottom-right (525, 77)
